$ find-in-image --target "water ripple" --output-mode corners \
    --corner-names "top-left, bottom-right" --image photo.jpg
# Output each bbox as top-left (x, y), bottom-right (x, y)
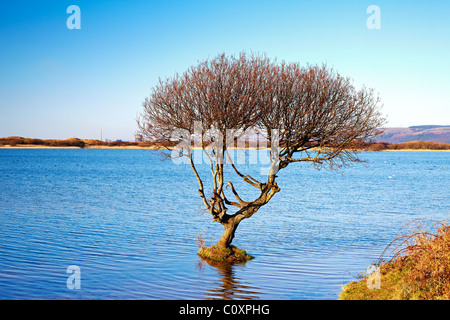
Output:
top-left (0, 149), bottom-right (449, 299)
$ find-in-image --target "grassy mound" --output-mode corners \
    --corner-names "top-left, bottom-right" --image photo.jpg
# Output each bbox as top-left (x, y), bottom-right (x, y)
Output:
top-left (198, 245), bottom-right (254, 263)
top-left (340, 258), bottom-right (412, 300)
top-left (340, 220), bottom-right (450, 300)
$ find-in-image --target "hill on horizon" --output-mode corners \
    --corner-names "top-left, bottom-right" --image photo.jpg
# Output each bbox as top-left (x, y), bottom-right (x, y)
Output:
top-left (376, 125), bottom-right (450, 144)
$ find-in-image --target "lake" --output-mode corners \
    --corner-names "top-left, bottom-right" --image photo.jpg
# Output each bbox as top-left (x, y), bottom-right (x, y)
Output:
top-left (0, 149), bottom-right (449, 299)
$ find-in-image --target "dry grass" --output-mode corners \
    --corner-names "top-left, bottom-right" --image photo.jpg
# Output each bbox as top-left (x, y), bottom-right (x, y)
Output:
top-left (195, 232), bottom-right (254, 263)
top-left (194, 233), bottom-right (206, 249)
top-left (340, 218), bottom-right (450, 300)
top-left (398, 221), bottom-right (450, 299)
top-left (198, 245), bottom-right (254, 263)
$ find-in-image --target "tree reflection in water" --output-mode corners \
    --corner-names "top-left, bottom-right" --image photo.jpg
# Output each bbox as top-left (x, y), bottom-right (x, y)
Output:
top-left (197, 258), bottom-right (261, 300)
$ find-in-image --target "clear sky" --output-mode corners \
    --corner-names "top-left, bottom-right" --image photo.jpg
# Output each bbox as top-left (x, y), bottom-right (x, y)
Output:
top-left (1, 0), bottom-right (449, 141)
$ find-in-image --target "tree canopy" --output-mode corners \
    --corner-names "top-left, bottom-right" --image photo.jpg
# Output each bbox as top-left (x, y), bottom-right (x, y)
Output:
top-left (138, 52), bottom-right (385, 261)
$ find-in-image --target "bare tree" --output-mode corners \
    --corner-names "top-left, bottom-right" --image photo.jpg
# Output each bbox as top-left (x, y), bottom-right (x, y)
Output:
top-left (138, 52), bottom-right (385, 262)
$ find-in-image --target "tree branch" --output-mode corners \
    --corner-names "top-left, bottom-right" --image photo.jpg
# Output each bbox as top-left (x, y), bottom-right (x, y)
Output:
top-left (188, 152), bottom-right (212, 212)
top-left (225, 149), bottom-right (262, 189)
top-left (226, 181), bottom-right (249, 207)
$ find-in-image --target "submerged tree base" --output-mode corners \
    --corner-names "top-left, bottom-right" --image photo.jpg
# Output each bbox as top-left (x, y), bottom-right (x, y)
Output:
top-left (198, 245), bottom-right (255, 263)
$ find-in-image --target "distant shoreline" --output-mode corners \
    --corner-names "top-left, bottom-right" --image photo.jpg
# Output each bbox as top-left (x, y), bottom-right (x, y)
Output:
top-left (1, 145), bottom-right (449, 152)
top-left (0, 144), bottom-right (157, 149)
top-left (1, 136), bottom-right (450, 151)
top-left (382, 149), bottom-right (450, 152)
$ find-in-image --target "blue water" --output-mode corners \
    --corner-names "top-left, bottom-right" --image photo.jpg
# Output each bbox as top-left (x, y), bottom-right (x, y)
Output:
top-left (0, 149), bottom-right (449, 299)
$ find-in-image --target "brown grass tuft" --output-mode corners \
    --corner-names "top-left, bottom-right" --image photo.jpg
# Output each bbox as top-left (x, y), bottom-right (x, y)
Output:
top-left (341, 218), bottom-right (450, 300)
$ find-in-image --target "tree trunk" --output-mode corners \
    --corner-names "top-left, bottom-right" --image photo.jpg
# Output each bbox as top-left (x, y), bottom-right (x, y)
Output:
top-left (198, 216), bottom-right (254, 263)
top-left (215, 219), bottom-right (240, 249)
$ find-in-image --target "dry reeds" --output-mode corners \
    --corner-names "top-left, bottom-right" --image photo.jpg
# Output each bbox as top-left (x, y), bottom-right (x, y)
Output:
top-left (366, 218), bottom-right (450, 299)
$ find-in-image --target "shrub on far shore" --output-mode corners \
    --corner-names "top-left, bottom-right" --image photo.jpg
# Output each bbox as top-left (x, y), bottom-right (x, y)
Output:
top-left (0, 136), bottom-right (85, 148)
top-left (350, 140), bottom-right (450, 151)
top-left (45, 138), bottom-right (86, 148)
top-left (388, 141), bottom-right (450, 150)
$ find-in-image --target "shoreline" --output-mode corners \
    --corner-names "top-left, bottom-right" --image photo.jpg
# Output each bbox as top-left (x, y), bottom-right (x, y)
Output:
top-left (0, 145), bottom-right (450, 152)
top-left (340, 220), bottom-right (450, 300)
top-left (380, 149), bottom-right (450, 152)
top-left (0, 145), bottom-right (158, 149)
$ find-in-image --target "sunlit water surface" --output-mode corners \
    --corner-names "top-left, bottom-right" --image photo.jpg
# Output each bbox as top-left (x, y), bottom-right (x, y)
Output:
top-left (0, 149), bottom-right (449, 299)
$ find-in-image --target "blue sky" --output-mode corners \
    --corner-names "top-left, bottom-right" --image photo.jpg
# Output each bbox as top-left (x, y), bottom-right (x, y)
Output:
top-left (1, 0), bottom-right (449, 140)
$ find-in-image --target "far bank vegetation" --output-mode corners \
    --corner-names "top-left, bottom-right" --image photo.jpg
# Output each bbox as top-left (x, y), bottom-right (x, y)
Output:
top-left (350, 140), bottom-right (450, 151)
top-left (1, 136), bottom-right (450, 150)
top-left (0, 136), bottom-right (178, 148)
